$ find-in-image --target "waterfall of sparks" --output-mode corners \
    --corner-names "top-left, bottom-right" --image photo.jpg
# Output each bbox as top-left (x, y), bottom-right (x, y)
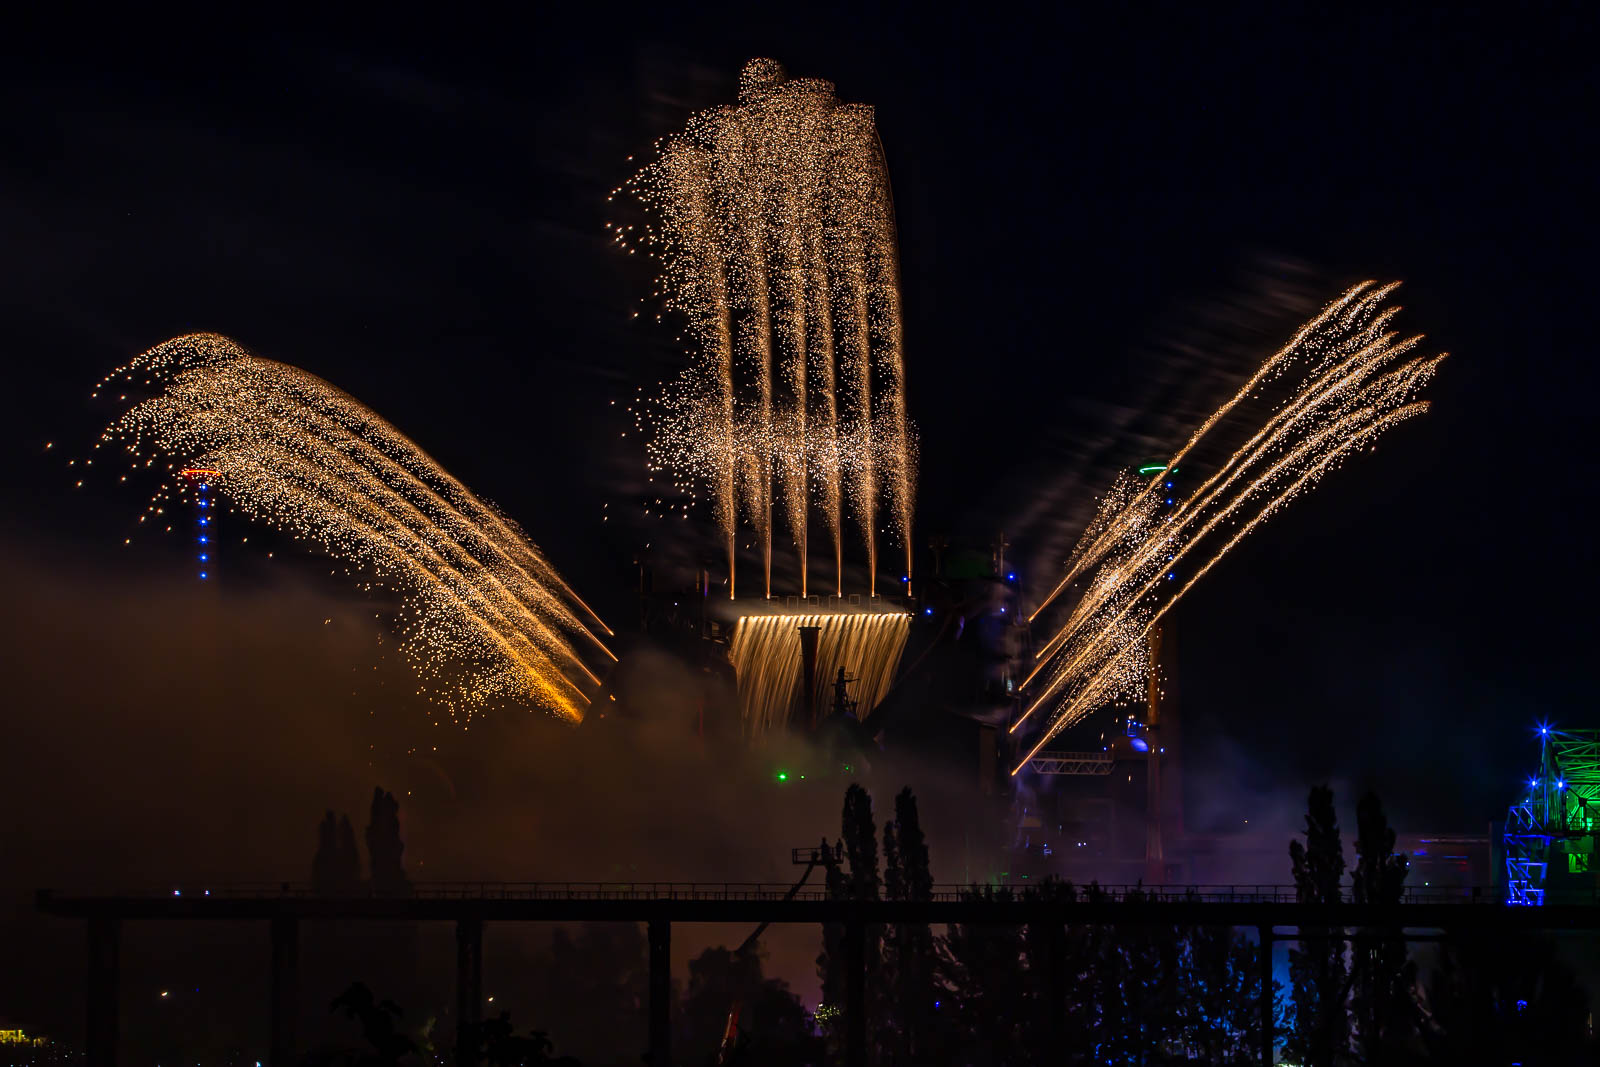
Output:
top-left (1013, 282), bottom-right (1446, 773)
top-left (621, 58), bottom-right (915, 600)
top-left (92, 334), bottom-right (614, 723)
top-left (729, 612), bottom-right (911, 739)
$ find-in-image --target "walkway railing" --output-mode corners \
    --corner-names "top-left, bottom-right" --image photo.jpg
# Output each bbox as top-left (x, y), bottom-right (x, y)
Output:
top-left (58, 880), bottom-right (1563, 905)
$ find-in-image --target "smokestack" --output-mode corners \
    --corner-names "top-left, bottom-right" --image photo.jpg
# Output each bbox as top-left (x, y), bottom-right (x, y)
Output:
top-left (1144, 617), bottom-right (1181, 883)
top-left (798, 625), bottom-right (822, 730)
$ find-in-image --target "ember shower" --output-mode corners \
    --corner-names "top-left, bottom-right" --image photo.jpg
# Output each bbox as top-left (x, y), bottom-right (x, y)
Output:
top-left (620, 58), bottom-right (916, 600)
top-left (90, 334), bottom-right (614, 723)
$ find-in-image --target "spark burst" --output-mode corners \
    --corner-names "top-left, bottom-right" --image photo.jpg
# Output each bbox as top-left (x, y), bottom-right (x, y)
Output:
top-left (91, 334), bottom-right (614, 723)
top-left (1014, 282), bottom-right (1446, 773)
top-left (618, 58), bottom-right (916, 599)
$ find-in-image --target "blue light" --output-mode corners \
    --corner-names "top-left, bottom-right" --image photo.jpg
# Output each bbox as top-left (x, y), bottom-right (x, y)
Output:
top-left (1166, 573), bottom-right (1175, 580)
top-left (1130, 737), bottom-right (1149, 752)
top-left (199, 517), bottom-right (208, 525)
top-left (199, 484), bottom-right (209, 491)
top-left (199, 554), bottom-right (208, 562)
top-left (198, 572), bottom-right (207, 579)
top-left (923, 607), bottom-right (933, 616)
top-left (1007, 572), bottom-right (1016, 581)
top-left (1165, 498), bottom-right (1173, 505)
top-left (199, 536), bottom-right (208, 543)
top-left (1165, 482), bottom-right (1173, 489)
top-left (1558, 780), bottom-right (1565, 789)
top-left (198, 500), bottom-right (208, 508)
top-left (1000, 606), bottom-right (1007, 613)
top-left (901, 575), bottom-right (909, 583)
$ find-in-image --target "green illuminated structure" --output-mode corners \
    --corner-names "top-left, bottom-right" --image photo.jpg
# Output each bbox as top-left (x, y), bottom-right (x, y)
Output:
top-left (1504, 727), bottom-right (1600, 905)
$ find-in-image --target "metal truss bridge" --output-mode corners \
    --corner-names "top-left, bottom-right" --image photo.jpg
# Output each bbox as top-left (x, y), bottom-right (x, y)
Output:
top-left (38, 883), bottom-right (1600, 1067)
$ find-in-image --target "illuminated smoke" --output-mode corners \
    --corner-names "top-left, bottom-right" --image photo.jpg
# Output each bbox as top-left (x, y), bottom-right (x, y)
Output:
top-left (729, 611), bottom-right (911, 739)
top-left (618, 58), bottom-right (915, 599)
top-left (1015, 282), bottom-right (1445, 772)
top-left (89, 334), bottom-right (614, 723)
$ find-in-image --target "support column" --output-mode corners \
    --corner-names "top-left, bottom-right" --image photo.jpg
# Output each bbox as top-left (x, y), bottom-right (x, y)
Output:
top-left (1048, 922), bottom-right (1067, 1053)
top-left (456, 917), bottom-right (483, 1067)
top-left (87, 915), bottom-right (120, 1067)
top-left (845, 916), bottom-right (866, 1067)
top-left (648, 917), bottom-right (671, 1066)
top-left (269, 916), bottom-right (299, 1067)
top-left (1258, 926), bottom-right (1273, 1067)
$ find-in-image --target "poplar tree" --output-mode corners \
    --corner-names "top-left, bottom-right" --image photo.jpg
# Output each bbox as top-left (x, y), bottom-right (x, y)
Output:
top-left (1286, 785), bottom-right (1349, 1066)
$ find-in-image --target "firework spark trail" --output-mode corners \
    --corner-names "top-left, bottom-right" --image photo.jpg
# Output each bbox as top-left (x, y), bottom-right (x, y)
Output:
top-left (1014, 400), bottom-right (1434, 773)
top-left (1013, 285), bottom-right (1444, 772)
top-left (622, 59), bottom-right (915, 599)
top-left (93, 334), bottom-right (612, 722)
top-left (1025, 301), bottom-right (1418, 679)
top-left (1019, 321), bottom-right (1433, 714)
top-left (1028, 281), bottom-right (1395, 623)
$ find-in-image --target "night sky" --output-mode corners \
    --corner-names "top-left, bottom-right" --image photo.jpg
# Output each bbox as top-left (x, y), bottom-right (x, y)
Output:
top-left (4, 8), bottom-right (1596, 838)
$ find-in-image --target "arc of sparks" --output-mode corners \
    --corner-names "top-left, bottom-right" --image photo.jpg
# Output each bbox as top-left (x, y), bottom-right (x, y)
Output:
top-left (1013, 283), bottom-right (1444, 768)
top-left (94, 334), bottom-right (612, 722)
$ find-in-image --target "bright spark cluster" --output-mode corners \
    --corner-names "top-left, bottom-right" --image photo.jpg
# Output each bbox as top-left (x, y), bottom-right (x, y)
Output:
top-left (616, 58), bottom-right (916, 599)
top-left (89, 334), bottom-right (614, 723)
top-left (1013, 282), bottom-right (1446, 773)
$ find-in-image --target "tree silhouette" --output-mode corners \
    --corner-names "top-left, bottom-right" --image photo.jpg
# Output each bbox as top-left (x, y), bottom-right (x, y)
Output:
top-left (312, 811), bottom-right (364, 895)
top-left (1175, 918), bottom-right (1281, 1064)
top-left (364, 787), bottom-right (409, 897)
top-left (815, 833), bottom-right (848, 1053)
top-left (313, 811), bottom-right (340, 892)
top-left (1423, 931), bottom-right (1595, 1065)
top-left (882, 787), bottom-right (937, 1062)
top-left (1286, 784), bottom-right (1349, 1066)
top-left (473, 1011), bottom-right (582, 1066)
top-left (1349, 789), bottom-right (1417, 1062)
top-left (680, 945), bottom-right (818, 1066)
top-left (321, 982), bottom-right (417, 1066)
top-left (815, 784), bottom-right (883, 1060)
top-left (937, 884), bottom-right (1028, 1065)
top-left (522, 923), bottom-right (647, 1063)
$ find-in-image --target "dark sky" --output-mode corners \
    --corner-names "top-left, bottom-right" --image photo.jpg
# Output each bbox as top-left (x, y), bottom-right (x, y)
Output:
top-left (4, 8), bottom-right (1596, 835)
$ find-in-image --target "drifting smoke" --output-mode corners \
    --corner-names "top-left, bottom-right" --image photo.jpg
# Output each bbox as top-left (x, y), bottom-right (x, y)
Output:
top-left (1015, 282), bottom-right (1446, 771)
top-left (618, 58), bottom-right (915, 599)
top-left (87, 334), bottom-right (613, 722)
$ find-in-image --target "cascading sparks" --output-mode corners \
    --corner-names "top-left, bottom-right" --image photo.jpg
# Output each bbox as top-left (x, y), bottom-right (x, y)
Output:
top-left (618, 58), bottom-right (916, 600)
top-left (729, 612), bottom-right (911, 739)
top-left (90, 333), bottom-right (614, 723)
top-left (1014, 282), bottom-right (1446, 773)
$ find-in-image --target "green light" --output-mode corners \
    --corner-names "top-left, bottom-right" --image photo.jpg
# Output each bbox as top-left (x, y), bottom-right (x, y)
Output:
top-left (776, 771), bottom-right (788, 782)
top-left (1139, 464), bottom-right (1179, 476)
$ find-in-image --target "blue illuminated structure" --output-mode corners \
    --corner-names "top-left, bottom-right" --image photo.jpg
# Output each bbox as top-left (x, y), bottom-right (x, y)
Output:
top-left (182, 468), bottom-right (219, 581)
top-left (1504, 725), bottom-right (1600, 906)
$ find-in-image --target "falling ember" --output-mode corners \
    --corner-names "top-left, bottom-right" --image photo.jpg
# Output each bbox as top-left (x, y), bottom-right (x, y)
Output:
top-left (623, 58), bottom-right (916, 599)
top-left (93, 334), bottom-right (613, 722)
top-left (730, 611), bottom-right (910, 739)
top-left (1014, 282), bottom-right (1446, 773)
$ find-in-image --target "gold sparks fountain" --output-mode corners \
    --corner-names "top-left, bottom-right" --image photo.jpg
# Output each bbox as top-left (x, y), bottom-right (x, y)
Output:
top-left (729, 604), bottom-right (911, 740)
top-left (621, 58), bottom-right (915, 602)
top-left (622, 59), bottom-right (921, 740)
